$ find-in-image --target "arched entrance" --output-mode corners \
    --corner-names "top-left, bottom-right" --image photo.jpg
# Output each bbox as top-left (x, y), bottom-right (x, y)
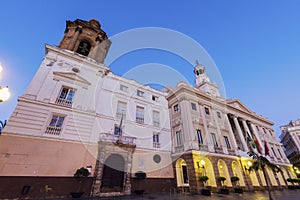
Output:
top-left (232, 161), bottom-right (245, 186)
top-left (218, 159), bottom-right (232, 186)
top-left (175, 159), bottom-right (189, 187)
top-left (199, 158), bottom-right (217, 187)
top-left (101, 154), bottom-right (125, 192)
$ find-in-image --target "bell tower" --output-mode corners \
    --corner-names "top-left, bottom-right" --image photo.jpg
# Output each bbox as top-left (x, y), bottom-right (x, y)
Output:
top-left (58, 19), bottom-right (111, 64)
top-left (194, 62), bottom-right (220, 96)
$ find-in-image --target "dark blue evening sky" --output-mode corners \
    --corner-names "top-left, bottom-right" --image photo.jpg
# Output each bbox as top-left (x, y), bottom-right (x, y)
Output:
top-left (0, 0), bottom-right (300, 138)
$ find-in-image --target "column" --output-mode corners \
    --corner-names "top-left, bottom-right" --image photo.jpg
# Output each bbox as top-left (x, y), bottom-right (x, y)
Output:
top-left (68, 26), bottom-right (82, 50)
top-left (242, 120), bottom-right (252, 140)
top-left (233, 116), bottom-right (248, 152)
top-left (213, 110), bottom-right (225, 153)
top-left (199, 104), bottom-right (213, 151)
top-left (224, 114), bottom-right (239, 153)
top-left (290, 132), bottom-right (300, 151)
top-left (250, 123), bottom-right (264, 153)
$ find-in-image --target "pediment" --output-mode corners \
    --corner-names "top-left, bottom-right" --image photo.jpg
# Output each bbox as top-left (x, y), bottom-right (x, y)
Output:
top-left (227, 99), bottom-right (253, 114)
top-left (53, 71), bottom-right (91, 88)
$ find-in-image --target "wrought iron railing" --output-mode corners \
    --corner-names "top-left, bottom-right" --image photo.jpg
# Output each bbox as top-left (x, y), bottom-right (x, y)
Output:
top-left (55, 98), bottom-right (72, 107)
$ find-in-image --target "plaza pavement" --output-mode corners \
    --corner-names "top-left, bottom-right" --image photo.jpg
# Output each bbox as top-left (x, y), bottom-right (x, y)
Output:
top-left (52, 189), bottom-right (300, 200)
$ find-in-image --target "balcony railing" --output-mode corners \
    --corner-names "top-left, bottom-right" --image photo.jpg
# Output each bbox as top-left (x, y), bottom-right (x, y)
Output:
top-left (99, 133), bottom-right (136, 147)
top-left (214, 146), bottom-right (224, 153)
top-left (199, 144), bottom-right (208, 151)
top-left (153, 121), bottom-right (160, 127)
top-left (45, 126), bottom-right (62, 135)
top-left (55, 98), bottom-right (72, 107)
top-left (174, 145), bottom-right (184, 153)
top-left (136, 117), bottom-right (144, 124)
top-left (153, 142), bottom-right (161, 148)
top-left (227, 149), bottom-right (236, 155)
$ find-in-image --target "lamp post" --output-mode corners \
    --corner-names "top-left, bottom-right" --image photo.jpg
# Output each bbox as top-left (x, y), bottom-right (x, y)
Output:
top-left (0, 63), bottom-right (10, 102)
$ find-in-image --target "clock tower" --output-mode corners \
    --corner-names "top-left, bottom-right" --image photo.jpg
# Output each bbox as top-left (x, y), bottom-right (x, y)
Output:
top-left (58, 19), bottom-right (111, 64)
top-left (194, 62), bottom-right (220, 96)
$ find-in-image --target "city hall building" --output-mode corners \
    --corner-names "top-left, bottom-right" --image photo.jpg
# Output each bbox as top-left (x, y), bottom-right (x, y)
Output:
top-left (0, 19), bottom-right (296, 198)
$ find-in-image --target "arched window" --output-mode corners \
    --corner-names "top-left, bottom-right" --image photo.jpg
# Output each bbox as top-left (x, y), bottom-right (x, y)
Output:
top-left (76, 40), bottom-right (91, 56)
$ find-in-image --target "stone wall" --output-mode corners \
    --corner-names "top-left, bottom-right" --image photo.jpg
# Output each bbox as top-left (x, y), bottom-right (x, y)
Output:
top-left (0, 176), bottom-right (93, 199)
top-left (131, 178), bottom-right (176, 194)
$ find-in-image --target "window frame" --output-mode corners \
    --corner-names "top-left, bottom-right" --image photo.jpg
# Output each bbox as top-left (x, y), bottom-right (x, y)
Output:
top-left (211, 132), bottom-right (218, 147)
top-left (136, 106), bottom-right (145, 124)
top-left (204, 107), bottom-right (210, 115)
top-left (223, 136), bottom-right (231, 149)
top-left (174, 104), bottom-right (179, 113)
top-left (176, 130), bottom-right (183, 146)
top-left (191, 102), bottom-right (197, 111)
top-left (196, 129), bottom-right (203, 144)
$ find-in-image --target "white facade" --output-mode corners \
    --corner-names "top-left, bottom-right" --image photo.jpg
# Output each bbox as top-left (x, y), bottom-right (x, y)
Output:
top-left (0, 19), bottom-right (294, 196)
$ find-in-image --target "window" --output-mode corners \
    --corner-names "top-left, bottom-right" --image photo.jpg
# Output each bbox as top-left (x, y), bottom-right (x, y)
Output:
top-left (277, 149), bottom-right (283, 158)
top-left (136, 106), bottom-right (144, 124)
top-left (217, 111), bottom-right (222, 119)
top-left (224, 136), bottom-right (231, 149)
top-left (152, 95), bottom-right (158, 101)
top-left (137, 90), bottom-right (144, 97)
top-left (120, 85), bottom-right (128, 92)
top-left (262, 128), bottom-right (267, 134)
top-left (174, 104), bottom-right (179, 113)
top-left (176, 130), bottom-right (183, 146)
top-left (271, 147), bottom-right (276, 157)
top-left (76, 40), bottom-right (91, 56)
top-left (204, 107), bottom-right (210, 115)
top-left (196, 129), bottom-right (203, 144)
top-left (211, 133), bottom-right (218, 147)
top-left (153, 110), bottom-right (160, 126)
top-left (116, 101), bottom-right (127, 119)
top-left (153, 133), bottom-right (160, 148)
top-left (45, 114), bottom-right (65, 135)
top-left (191, 103), bottom-right (197, 111)
top-left (182, 165), bottom-right (189, 184)
top-left (56, 87), bottom-right (75, 107)
top-left (269, 130), bottom-right (273, 136)
top-left (114, 125), bottom-right (122, 135)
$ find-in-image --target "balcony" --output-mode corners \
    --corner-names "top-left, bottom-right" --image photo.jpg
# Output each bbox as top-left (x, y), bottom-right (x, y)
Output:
top-left (153, 142), bottom-right (161, 148)
top-left (227, 149), bottom-right (236, 155)
top-left (214, 146), bottom-right (224, 154)
top-left (199, 144), bottom-right (208, 151)
top-left (99, 133), bottom-right (136, 147)
top-left (153, 121), bottom-right (160, 127)
top-left (55, 98), bottom-right (72, 108)
top-left (174, 145), bottom-right (184, 153)
top-left (136, 117), bottom-right (144, 124)
top-left (45, 126), bottom-right (62, 135)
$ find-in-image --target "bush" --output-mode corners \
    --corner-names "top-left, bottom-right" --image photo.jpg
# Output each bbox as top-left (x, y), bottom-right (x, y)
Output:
top-left (231, 176), bottom-right (240, 182)
top-left (135, 171), bottom-right (147, 179)
top-left (199, 176), bottom-right (209, 182)
top-left (74, 167), bottom-right (90, 178)
top-left (218, 176), bottom-right (226, 182)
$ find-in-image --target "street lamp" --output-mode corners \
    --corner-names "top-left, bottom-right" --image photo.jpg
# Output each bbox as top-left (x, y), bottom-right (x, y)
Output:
top-left (0, 86), bottom-right (10, 102)
top-left (0, 63), bottom-right (10, 102)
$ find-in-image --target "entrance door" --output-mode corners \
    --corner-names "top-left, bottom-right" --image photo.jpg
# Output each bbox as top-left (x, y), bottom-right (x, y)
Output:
top-left (101, 154), bottom-right (125, 192)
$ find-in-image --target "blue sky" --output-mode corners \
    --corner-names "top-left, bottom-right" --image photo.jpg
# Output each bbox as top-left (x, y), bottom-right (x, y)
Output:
top-left (0, 0), bottom-right (299, 138)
